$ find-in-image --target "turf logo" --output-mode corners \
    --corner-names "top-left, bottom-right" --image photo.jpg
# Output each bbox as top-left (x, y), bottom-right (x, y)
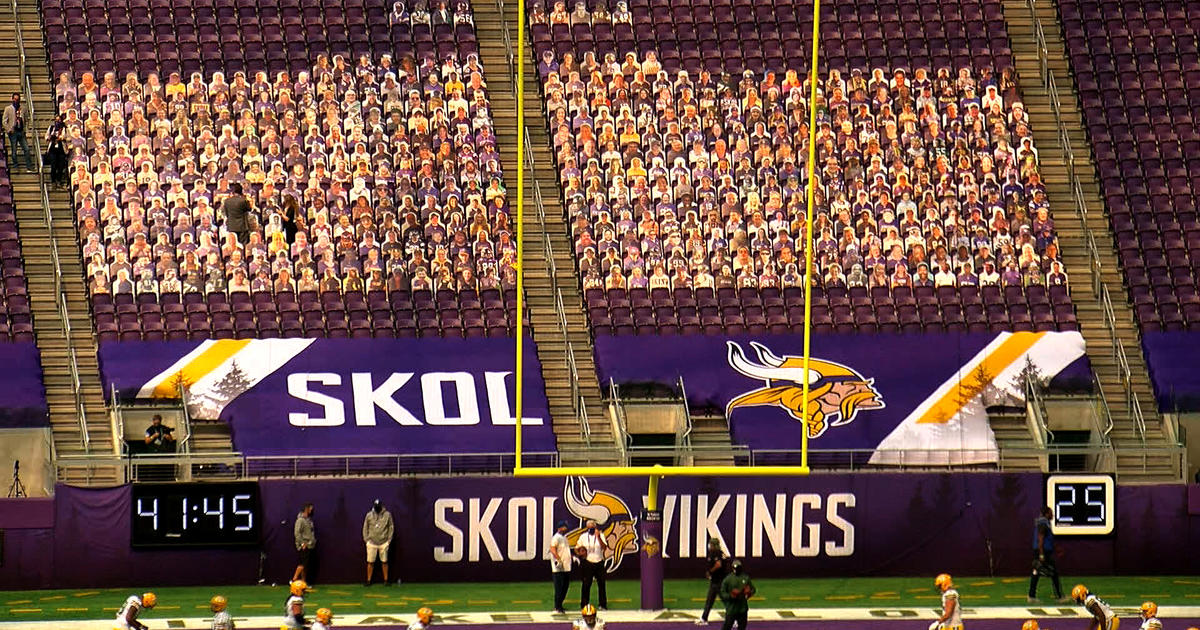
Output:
top-left (563, 477), bottom-right (639, 573)
top-left (726, 341), bottom-right (885, 439)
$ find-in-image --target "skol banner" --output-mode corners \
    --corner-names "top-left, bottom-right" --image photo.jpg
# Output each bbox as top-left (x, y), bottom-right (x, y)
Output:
top-left (0, 342), bottom-right (49, 427)
top-left (1142, 331), bottom-right (1200, 411)
top-left (595, 332), bottom-right (1091, 465)
top-left (97, 338), bottom-right (553, 455)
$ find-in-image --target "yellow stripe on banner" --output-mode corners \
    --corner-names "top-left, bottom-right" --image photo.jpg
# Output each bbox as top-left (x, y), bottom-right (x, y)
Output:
top-left (916, 332), bottom-right (1045, 424)
top-left (152, 339), bottom-right (252, 397)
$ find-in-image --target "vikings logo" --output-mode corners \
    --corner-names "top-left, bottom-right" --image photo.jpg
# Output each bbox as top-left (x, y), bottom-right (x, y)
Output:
top-left (726, 341), bottom-right (885, 438)
top-left (642, 535), bottom-right (661, 558)
top-left (563, 477), bottom-right (639, 573)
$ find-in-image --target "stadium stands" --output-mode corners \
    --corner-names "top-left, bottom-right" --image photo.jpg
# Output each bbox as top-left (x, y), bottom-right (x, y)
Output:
top-left (530, 0), bottom-right (1077, 335)
top-left (45, 0), bottom-right (527, 340)
top-left (0, 154), bottom-right (33, 342)
top-left (1059, 0), bottom-right (1200, 331)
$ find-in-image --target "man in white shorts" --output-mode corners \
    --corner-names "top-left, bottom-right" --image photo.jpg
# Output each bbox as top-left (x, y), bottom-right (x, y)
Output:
top-left (363, 499), bottom-right (395, 586)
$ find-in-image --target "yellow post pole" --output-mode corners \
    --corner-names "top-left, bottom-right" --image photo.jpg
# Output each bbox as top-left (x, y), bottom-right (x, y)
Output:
top-left (647, 473), bottom-right (661, 511)
top-left (514, 0), bottom-right (526, 471)
top-left (798, 0), bottom-right (822, 475)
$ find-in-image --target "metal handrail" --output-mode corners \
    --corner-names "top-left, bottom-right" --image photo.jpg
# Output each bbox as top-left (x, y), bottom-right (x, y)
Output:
top-left (494, 0), bottom-right (517, 99)
top-left (55, 450), bottom-right (564, 480)
top-left (10, 0), bottom-right (91, 452)
top-left (1018, 1), bottom-right (1154, 445)
top-left (677, 376), bottom-right (694, 449)
top-left (607, 377), bottom-right (630, 463)
top-left (1025, 377), bottom-right (1051, 446)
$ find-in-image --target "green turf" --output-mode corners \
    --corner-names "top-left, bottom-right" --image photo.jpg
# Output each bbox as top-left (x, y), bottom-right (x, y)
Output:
top-left (4, 576), bottom-right (1198, 621)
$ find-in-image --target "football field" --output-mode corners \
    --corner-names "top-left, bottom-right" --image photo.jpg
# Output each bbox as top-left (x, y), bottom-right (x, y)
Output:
top-left (2, 576), bottom-right (1199, 629)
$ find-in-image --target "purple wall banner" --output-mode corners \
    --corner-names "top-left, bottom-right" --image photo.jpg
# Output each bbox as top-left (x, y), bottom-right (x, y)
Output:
top-left (595, 332), bottom-right (1091, 465)
top-left (1141, 331), bottom-right (1200, 411)
top-left (4, 474), bottom-right (1199, 590)
top-left (0, 342), bottom-right (48, 427)
top-left (98, 338), bottom-right (553, 455)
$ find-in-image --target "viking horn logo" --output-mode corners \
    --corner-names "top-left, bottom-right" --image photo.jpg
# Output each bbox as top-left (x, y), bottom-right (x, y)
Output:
top-left (563, 477), bottom-right (639, 573)
top-left (725, 341), bottom-right (885, 438)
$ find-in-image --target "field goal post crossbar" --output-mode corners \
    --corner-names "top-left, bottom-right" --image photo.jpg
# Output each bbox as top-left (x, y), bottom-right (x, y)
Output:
top-left (514, 0), bottom-right (826, 481)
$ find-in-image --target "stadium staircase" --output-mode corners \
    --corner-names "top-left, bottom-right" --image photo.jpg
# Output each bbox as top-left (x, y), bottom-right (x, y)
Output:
top-left (474, 0), bottom-right (623, 466)
top-left (1, 2), bottom-right (117, 486)
top-left (1003, 0), bottom-right (1182, 482)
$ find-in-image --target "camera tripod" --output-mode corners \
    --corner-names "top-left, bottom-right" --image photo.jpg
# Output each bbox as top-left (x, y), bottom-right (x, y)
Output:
top-left (7, 460), bottom-right (26, 498)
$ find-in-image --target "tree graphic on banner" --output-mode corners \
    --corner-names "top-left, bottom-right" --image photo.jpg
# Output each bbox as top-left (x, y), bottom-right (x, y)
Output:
top-left (1009, 356), bottom-right (1046, 402)
top-left (188, 361), bottom-right (253, 419)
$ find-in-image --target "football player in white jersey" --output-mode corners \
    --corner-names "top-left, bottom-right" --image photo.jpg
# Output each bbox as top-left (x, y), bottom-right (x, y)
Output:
top-left (282, 580), bottom-right (309, 630)
top-left (210, 595), bottom-right (234, 630)
top-left (1073, 584), bottom-right (1119, 630)
top-left (114, 592), bottom-right (156, 630)
top-left (312, 607), bottom-right (334, 630)
top-left (408, 606), bottom-right (434, 630)
top-left (573, 605), bottom-right (605, 630)
top-left (1138, 602), bottom-right (1162, 630)
top-left (932, 573), bottom-right (963, 630)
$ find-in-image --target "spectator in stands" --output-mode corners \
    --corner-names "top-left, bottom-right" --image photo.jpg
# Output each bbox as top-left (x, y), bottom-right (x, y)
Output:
top-left (294, 503), bottom-right (316, 583)
top-left (3, 93), bottom-right (33, 172)
top-left (143, 414), bottom-right (175, 452)
top-left (222, 182), bottom-right (252, 247)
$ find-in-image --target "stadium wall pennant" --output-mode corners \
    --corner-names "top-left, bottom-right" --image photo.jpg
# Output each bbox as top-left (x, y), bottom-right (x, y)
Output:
top-left (594, 331), bottom-right (1091, 464)
top-left (96, 337), bottom-right (555, 455)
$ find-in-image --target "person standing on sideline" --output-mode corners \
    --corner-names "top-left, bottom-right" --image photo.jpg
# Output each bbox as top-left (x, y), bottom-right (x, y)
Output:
top-left (363, 499), bottom-right (395, 586)
top-left (1029, 506), bottom-right (1065, 603)
top-left (577, 519), bottom-right (609, 610)
top-left (2, 94), bottom-right (33, 172)
top-left (548, 520), bottom-right (573, 613)
top-left (222, 182), bottom-right (252, 246)
top-left (698, 536), bottom-right (730, 624)
top-left (718, 560), bottom-right (755, 630)
top-left (293, 503), bottom-right (316, 583)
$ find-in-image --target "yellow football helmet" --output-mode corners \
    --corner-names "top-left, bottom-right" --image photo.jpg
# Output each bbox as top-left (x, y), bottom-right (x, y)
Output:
top-left (417, 607), bottom-right (433, 623)
top-left (1141, 602), bottom-right (1158, 618)
top-left (210, 595), bottom-right (227, 612)
top-left (1022, 621), bottom-right (1039, 630)
top-left (142, 592), bottom-right (157, 608)
top-left (316, 608), bottom-right (333, 623)
top-left (1071, 584), bottom-right (1088, 603)
top-left (289, 580), bottom-right (309, 596)
top-left (934, 574), bottom-right (953, 591)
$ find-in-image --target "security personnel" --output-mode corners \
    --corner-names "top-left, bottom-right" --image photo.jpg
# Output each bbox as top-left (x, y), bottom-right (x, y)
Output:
top-left (719, 560), bottom-right (755, 630)
top-left (210, 595), bottom-right (234, 630)
top-left (700, 536), bottom-right (731, 624)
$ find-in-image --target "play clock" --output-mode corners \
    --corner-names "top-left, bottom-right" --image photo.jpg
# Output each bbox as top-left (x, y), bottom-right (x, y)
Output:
top-left (1045, 474), bottom-right (1115, 535)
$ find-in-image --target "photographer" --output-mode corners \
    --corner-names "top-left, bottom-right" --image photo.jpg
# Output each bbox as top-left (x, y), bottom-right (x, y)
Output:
top-left (144, 414), bottom-right (176, 452)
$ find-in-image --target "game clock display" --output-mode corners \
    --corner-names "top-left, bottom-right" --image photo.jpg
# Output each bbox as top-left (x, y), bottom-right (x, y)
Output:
top-left (131, 482), bottom-right (261, 547)
top-left (1045, 474), bottom-right (1115, 535)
